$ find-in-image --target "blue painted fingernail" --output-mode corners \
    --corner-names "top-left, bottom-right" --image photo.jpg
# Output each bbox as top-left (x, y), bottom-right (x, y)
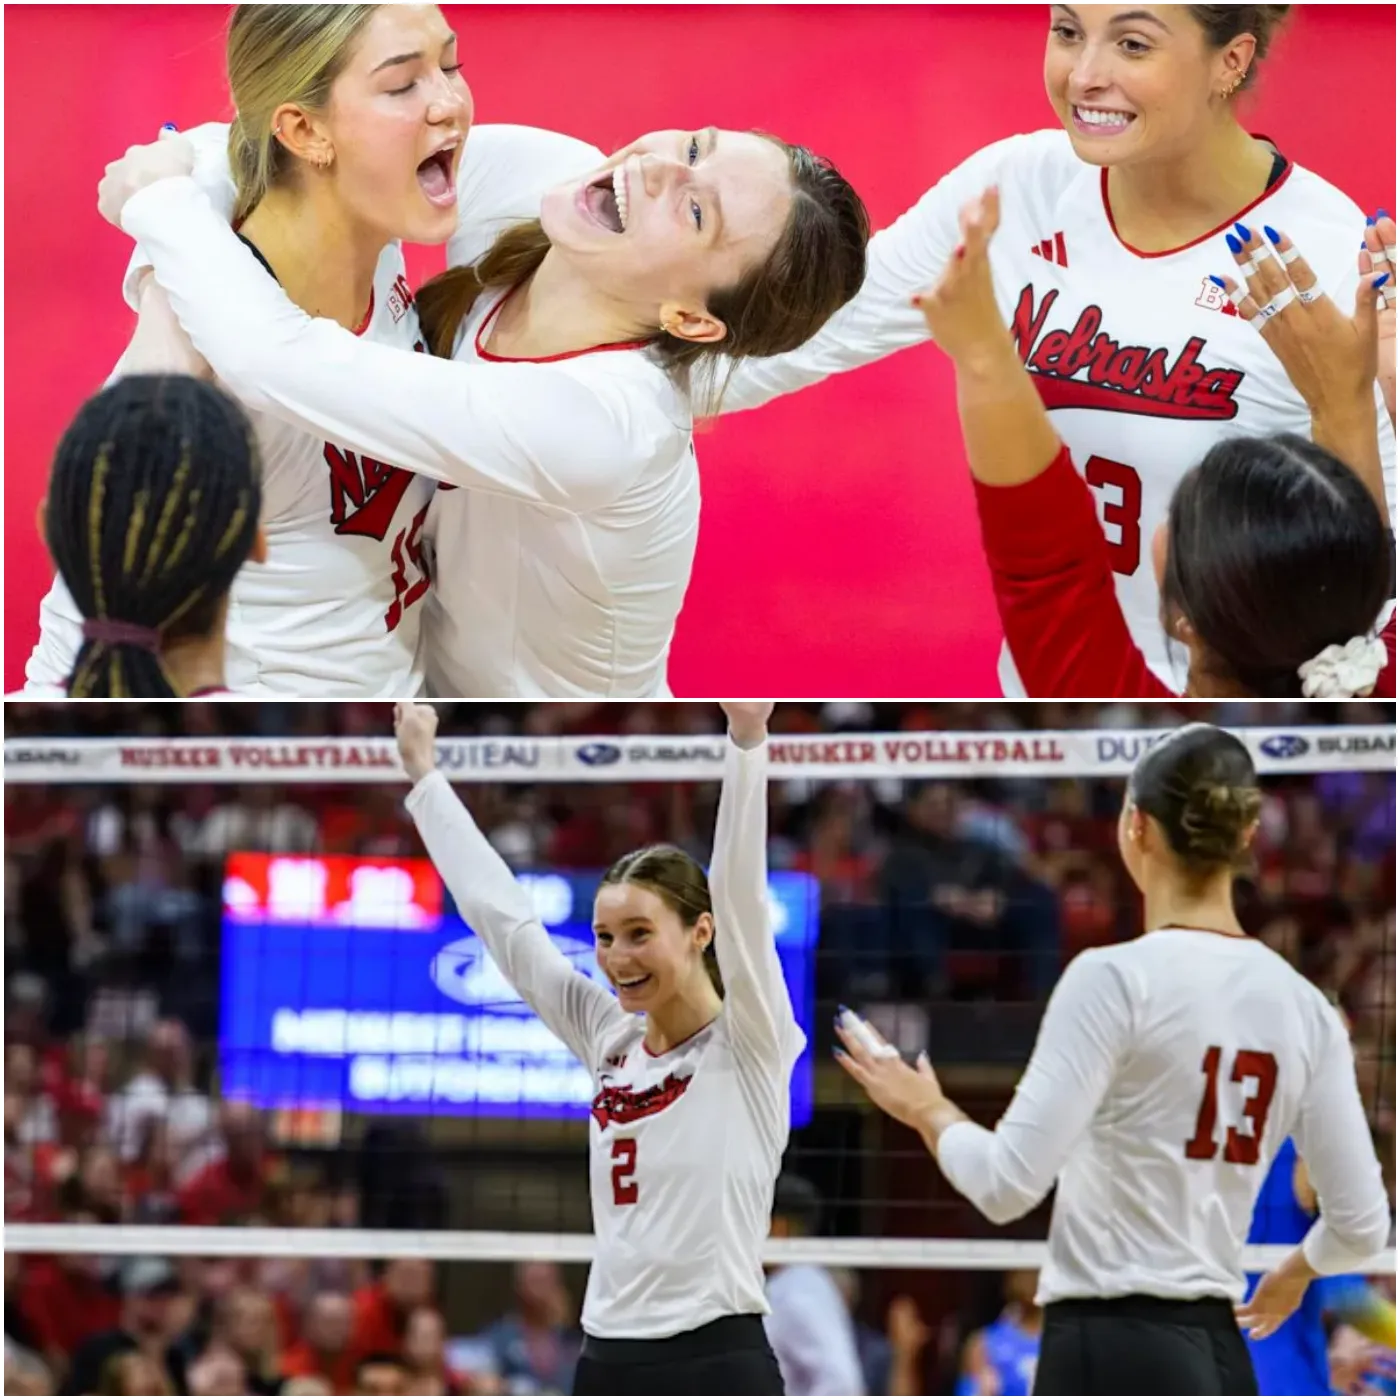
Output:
top-left (1368, 215), bottom-right (1377, 227)
top-left (1234, 222), bottom-right (1252, 241)
top-left (1226, 233), bottom-right (1242, 254)
top-left (1378, 208), bottom-right (1390, 219)
top-left (1374, 273), bottom-right (1391, 289)
top-left (161, 122), bottom-right (178, 132)
top-left (1264, 226), bottom-right (1280, 244)
top-left (1208, 275), bottom-right (1226, 288)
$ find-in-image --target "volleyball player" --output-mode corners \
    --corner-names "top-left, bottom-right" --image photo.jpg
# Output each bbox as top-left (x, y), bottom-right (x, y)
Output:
top-left (41, 376), bottom-right (263, 698)
top-left (916, 186), bottom-right (1394, 698)
top-left (94, 108), bottom-right (867, 699)
top-left (394, 700), bottom-right (797, 1395)
top-left (720, 4), bottom-right (1396, 694)
top-left (837, 724), bottom-right (1393, 1396)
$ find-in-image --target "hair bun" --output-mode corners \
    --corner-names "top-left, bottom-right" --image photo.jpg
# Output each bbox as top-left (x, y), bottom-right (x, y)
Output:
top-left (1180, 783), bottom-right (1258, 864)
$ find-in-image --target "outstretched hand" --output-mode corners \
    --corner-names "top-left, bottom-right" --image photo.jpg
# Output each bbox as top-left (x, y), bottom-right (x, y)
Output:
top-left (834, 1013), bottom-right (948, 1133)
top-left (1363, 212), bottom-right (1396, 424)
top-left (393, 702), bottom-right (440, 784)
top-left (913, 187), bottom-right (1011, 369)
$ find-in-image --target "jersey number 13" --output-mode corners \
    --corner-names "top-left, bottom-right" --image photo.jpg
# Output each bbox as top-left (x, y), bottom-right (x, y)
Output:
top-left (1184, 1045), bottom-right (1279, 1165)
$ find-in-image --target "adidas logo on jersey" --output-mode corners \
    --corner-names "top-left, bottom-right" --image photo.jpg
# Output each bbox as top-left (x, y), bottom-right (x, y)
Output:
top-left (1030, 233), bottom-right (1068, 268)
top-left (1195, 276), bottom-right (1241, 317)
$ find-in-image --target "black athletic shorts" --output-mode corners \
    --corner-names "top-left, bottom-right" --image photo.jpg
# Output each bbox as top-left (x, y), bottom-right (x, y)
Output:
top-left (572, 1314), bottom-right (784, 1396)
top-left (1034, 1294), bottom-right (1258, 1396)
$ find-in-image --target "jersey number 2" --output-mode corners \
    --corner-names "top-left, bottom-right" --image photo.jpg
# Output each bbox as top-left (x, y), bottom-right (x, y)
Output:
top-left (611, 1138), bottom-right (638, 1206)
top-left (1184, 1046), bottom-right (1278, 1164)
top-left (1084, 456), bottom-right (1143, 577)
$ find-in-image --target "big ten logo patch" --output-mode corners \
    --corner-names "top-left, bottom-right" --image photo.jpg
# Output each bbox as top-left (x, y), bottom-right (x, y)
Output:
top-left (388, 274), bottom-right (415, 324)
top-left (1195, 276), bottom-right (1239, 317)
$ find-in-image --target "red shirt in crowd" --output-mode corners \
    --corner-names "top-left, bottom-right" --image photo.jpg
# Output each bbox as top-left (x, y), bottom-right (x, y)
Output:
top-left (351, 1281), bottom-right (408, 1357)
top-left (281, 1339), bottom-right (358, 1396)
top-left (176, 1156), bottom-right (269, 1225)
top-left (974, 445), bottom-right (1397, 699)
top-left (18, 1259), bottom-right (122, 1358)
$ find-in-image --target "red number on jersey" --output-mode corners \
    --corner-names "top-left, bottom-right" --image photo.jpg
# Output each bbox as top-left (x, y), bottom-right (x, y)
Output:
top-left (383, 501), bottom-right (432, 632)
top-left (611, 1138), bottom-right (638, 1206)
top-left (1184, 1045), bottom-right (1279, 1164)
top-left (1084, 456), bottom-right (1143, 577)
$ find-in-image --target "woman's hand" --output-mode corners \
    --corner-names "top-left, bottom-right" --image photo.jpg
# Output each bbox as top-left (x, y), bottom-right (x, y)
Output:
top-left (1364, 211), bottom-right (1396, 424)
top-left (126, 274), bottom-right (212, 380)
top-left (1218, 224), bottom-right (1383, 414)
top-left (394, 701), bottom-right (440, 785)
top-left (719, 701), bottom-right (772, 749)
top-left (1235, 1247), bottom-right (1316, 1340)
top-left (98, 130), bottom-right (196, 228)
top-left (835, 1012), bottom-right (952, 1136)
top-left (913, 187), bottom-right (1013, 371)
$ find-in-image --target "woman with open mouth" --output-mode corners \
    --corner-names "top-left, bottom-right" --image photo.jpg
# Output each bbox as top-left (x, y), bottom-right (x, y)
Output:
top-left (93, 82), bottom-right (869, 699)
top-left (718, 3), bottom-right (1395, 698)
top-left (395, 700), bottom-right (800, 1394)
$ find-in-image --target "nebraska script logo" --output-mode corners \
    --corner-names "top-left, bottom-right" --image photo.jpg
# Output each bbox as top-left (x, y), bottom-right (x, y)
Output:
top-left (590, 1072), bottom-right (692, 1128)
top-left (1013, 286), bottom-right (1242, 421)
top-left (324, 339), bottom-right (429, 540)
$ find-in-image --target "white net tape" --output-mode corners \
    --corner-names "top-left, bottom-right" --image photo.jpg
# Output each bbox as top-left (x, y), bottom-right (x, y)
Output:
top-left (5, 1224), bottom-right (1390, 1274)
top-left (3, 724), bottom-right (1393, 784)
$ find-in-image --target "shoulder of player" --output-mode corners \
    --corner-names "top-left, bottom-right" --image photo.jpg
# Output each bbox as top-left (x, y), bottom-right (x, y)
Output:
top-left (464, 124), bottom-right (606, 178)
top-left (1264, 160), bottom-right (1371, 275)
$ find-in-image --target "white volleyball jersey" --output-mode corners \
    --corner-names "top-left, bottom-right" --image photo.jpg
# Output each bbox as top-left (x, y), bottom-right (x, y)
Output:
top-left (936, 929), bottom-right (1392, 1305)
top-left (117, 126), bottom-right (699, 699)
top-left (24, 121), bottom-right (433, 696)
top-left (406, 739), bottom-right (805, 1339)
top-left (724, 129), bottom-right (1397, 692)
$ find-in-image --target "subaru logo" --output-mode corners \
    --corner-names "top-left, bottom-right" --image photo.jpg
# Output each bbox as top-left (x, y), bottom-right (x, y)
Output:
top-left (1260, 735), bottom-right (1309, 759)
top-left (577, 743), bottom-right (622, 766)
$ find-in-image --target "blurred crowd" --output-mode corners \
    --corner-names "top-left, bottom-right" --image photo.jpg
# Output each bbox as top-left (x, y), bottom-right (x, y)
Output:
top-left (4, 702), bottom-right (1393, 1394)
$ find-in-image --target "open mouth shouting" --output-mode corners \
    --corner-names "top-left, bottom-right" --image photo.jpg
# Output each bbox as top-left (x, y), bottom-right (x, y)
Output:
top-left (578, 166), bottom-right (630, 233)
top-left (416, 138), bottom-right (461, 208)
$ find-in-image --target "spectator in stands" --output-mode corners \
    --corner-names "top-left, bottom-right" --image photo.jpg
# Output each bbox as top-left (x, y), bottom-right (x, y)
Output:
top-left (956, 1270), bottom-right (1042, 1397)
top-left (66, 1256), bottom-right (186, 1396)
top-left (78, 1143), bottom-right (124, 1224)
top-left (205, 1285), bottom-right (283, 1395)
top-left (355, 1353), bottom-right (410, 1396)
top-left (124, 1117), bottom-right (181, 1223)
top-left (829, 1270), bottom-right (932, 1398)
top-left (477, 1262), bottom-right (580, 1395)
top-left (281, 1292), bottom-right (356, 1396)
top-left (402, 1306), bottom-right (471, 1395)
top-left (106, 1017), bottom-right (213, 1177)
top-left (4, 1253), bottom-right (50, 1393)
top-left (17, 1201), bottom-right (122, 1379)
top-left (352, 1259), bottom-right (435, 1366)
top-left (764, 1174), bottom-right (866, 1395)
top-left (186, 1345), bottom-right (249, 1396)
top-left (99, 1347), bottom-right (174, 1395)
top-left (282, 1379), bottom-right (333, 1397)
top-left (177, 1100), bottom-right (273, 1224)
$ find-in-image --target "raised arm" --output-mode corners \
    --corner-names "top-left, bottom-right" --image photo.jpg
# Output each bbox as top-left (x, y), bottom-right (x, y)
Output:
top-left (396, 704), bottom-right (627, 1068)
top-left (719, 133), bottom-right (1035, 414)
top-left (116, 176), bottom-right (672, 511)
top-left (710, 704), bottom-right (803, 1074)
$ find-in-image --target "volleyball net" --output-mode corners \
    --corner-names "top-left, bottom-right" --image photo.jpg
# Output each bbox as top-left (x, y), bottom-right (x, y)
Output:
top-left (4, 719), bottom-right (1394, 1391)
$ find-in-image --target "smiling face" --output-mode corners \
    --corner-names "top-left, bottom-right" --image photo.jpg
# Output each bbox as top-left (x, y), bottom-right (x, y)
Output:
top-left (538, 127), bottom-right (795, 342)
top-left (1044, 5), bottom-right (1249, 166)
top-left (593, 881), bottom-right (713, 1014)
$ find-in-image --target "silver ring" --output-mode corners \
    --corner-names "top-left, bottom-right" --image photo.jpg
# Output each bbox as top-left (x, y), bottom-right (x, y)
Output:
top-left (1296, 286), bottom-right (1324, 305)
top-left (1254, 286), bottom-right (1298, 322)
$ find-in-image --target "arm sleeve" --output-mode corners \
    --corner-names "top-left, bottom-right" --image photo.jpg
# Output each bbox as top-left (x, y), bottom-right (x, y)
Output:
top-left (120, 177), bottom-right (673, 510)
top-left (405, 769), bottom-right (626, 1067)
top-left (447, 124), bottom-right (606, 269)
top-left (1292, 1006), bottom-right (1394, 1274)
top-left (710, 736), bottom-right (804, 1072)
top-left (974, 445), bottom-right (1174, 699)
top-left (936, 950), bottom-right (1133, 1225)
top-left (719, 134), bottom-right (1036, 414)
top-left (122, 121), bottom-right (238, 308)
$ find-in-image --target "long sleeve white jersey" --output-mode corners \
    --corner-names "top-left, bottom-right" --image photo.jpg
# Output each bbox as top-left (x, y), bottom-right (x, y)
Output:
top-left (935, 928), bottom-right (1392, 1305)
top-left (721, 129), bottom-right (1397, 693)
top-left (405, 738), bottom-right (805, 1339)
top-left (114, 128), bottom-right (699, 699)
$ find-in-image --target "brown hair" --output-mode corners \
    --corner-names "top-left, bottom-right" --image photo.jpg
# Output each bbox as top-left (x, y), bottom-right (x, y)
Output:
top-left (226, 5), bottom-right (380, 224)
top-left (600, 845), bottom-right (723, 996)
top-left (416, 137), bottom-right (869, 414)
top-left (1186, 5), bottom-right (1291, 90)
top-left (1128, 724), bottom-right (1262, 874)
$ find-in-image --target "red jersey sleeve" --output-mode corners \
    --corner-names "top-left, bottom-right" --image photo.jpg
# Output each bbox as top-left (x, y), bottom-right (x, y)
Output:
top-left (973, 445), bottom-right (1174, 698)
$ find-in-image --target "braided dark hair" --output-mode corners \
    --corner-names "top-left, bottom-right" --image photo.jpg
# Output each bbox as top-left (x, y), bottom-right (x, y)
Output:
top-left (45, 375), bottom-right (262, 697)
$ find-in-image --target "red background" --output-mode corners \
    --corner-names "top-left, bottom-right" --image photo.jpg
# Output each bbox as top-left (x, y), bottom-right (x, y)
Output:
top-left (5, 5), bottom-right (1395, 696)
